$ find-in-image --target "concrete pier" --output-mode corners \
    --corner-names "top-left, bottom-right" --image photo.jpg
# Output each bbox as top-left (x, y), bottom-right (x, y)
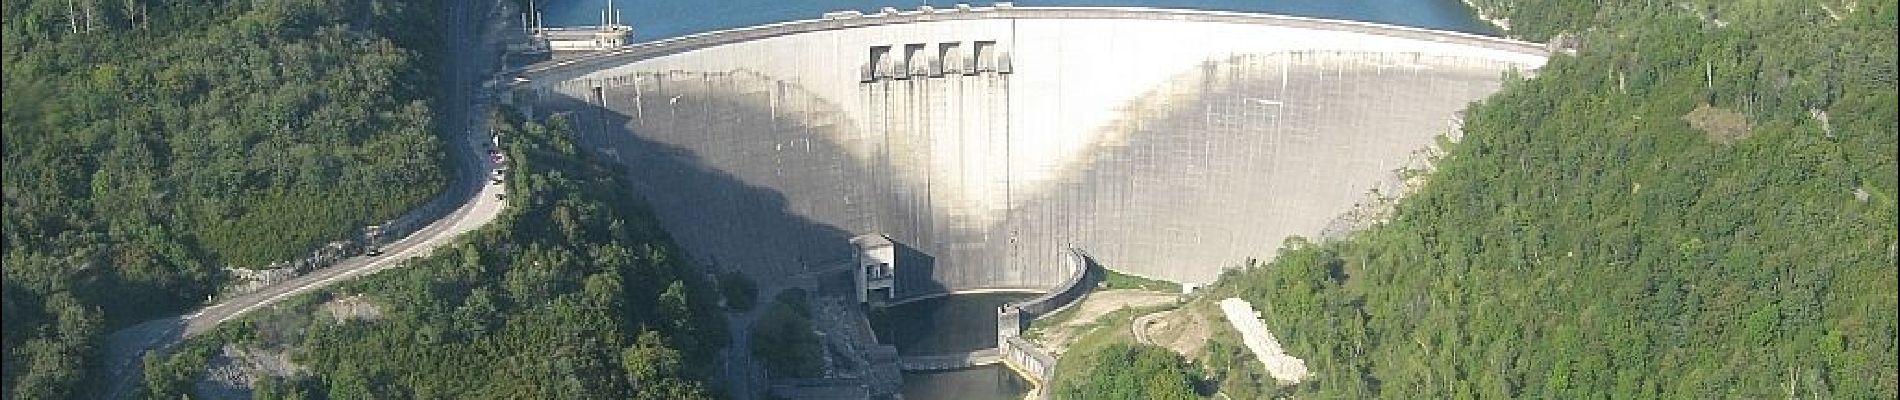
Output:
top-left (900, 348), bottom-right (1004, 371)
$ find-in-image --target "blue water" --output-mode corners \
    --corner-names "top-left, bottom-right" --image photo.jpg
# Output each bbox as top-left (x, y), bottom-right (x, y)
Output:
top-left (537, 0), bottom-right (1496, 41)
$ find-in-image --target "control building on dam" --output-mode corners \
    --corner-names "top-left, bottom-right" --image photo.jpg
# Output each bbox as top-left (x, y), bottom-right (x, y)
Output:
top-left (517, 6), bottom-right (1549, 299)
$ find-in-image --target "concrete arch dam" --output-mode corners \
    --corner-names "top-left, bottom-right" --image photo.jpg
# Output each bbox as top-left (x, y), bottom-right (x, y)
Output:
top-left (519, 6), bottom-right (1548, 296)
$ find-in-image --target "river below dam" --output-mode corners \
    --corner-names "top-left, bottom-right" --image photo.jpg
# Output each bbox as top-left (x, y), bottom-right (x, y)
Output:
top-left (869, 293), bottom-right (1036, 399)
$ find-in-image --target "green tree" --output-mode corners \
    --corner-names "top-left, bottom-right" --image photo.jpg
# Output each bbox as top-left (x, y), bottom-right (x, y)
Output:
top-left (750, 288), bottom-right (822, 379)
top-left (719, 271), bottom-right (759, 312)
top-left (1057, 343), bottom-right (1201, 400)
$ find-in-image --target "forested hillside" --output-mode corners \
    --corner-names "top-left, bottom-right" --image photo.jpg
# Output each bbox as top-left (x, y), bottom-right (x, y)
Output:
top-left (1, 0), bottom-right (447, 397)
top-left (140, 110), bottom-right (728, 399)
top-left (1210, 0), bottom-right (1897, 398)
top-left (1057, 343), bottom-right (1200, 400)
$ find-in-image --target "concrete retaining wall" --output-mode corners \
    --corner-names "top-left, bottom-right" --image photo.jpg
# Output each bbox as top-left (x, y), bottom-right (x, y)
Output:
top-left (1010, 249), bottom-right (1099, 319)
top-left (997, 248), bottom-right (1096, 338)
top-left (1002, 335), bottom-right (1058, 397)
top-left (993, 248), bottom-right (1092, 398)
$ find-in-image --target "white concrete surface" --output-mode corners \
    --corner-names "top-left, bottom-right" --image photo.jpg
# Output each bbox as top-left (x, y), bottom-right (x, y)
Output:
top-left (564, 15), bottom-right (1539, 219)
top-left (1219, 297), bottom-right (1309, 384)
top-left (529, 7), bottom-right (1546, 290)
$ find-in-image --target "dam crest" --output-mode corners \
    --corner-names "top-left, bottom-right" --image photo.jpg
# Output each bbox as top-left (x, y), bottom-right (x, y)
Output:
top-left (518, 6), bottom-right (1548, 298)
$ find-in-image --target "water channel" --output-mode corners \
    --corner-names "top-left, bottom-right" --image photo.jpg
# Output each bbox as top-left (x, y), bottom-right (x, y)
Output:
top-left (868, 293), bottom-right (1036, 400)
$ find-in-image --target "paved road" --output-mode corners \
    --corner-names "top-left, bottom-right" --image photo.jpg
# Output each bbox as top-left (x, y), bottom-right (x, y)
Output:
top-left (1131, 310), bottom-right (1164, 345)
top-left (97, 0), bottom-right (505, 397)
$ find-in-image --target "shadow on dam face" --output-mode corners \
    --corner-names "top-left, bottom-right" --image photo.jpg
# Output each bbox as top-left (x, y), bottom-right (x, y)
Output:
top-left (549, 71), bottom-right (954, 297)
top-left (540, 50), bottom-right (1519, 294)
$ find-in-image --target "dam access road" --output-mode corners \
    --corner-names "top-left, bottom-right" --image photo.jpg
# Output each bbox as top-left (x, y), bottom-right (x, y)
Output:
top-left (96, 0), bottom-right (508, 397)
top-left (518, 6), bottom-right (1550, 300)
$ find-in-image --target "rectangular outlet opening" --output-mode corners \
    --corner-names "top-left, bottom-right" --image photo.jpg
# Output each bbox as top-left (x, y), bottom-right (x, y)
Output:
top-left (868, 46), bottom-right (893, 81)
top-left (938, 42), bottom-right (962, 75)
top-left (903, 43), bottom-right (926, 78)
top-left (974, 41), bottom-right (997, 72)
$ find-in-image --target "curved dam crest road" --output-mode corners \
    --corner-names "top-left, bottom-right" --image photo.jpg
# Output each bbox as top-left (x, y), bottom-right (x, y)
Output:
top-left (98, 0), bottom-right (506, 397)
top-left (518, 6), bottom-right (1549, 297)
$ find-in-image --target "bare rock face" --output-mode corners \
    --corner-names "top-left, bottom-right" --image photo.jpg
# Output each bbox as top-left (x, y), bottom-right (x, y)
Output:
top-left (1685, 103), bottom-right (1753, 143)
top-left (191, 295), bottom-right (377, 398)
top-left (222, 240), bottom-right (357, 297)
top-left (194, 344), bottom-right (308, 399)
top-left (319, 293), bottom-right (385, 323)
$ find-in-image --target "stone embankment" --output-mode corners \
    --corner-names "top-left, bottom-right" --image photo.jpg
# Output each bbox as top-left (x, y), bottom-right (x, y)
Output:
top-left (1218, 297), bottom-right (1310, 384)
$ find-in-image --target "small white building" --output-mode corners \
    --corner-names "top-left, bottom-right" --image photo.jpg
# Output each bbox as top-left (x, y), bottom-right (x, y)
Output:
top-left (541, 25), bottom-right (632, 52)
top-left (517, 1), bottom-right (632, 53)
top-left (852, 234), bottom-right (898, 303)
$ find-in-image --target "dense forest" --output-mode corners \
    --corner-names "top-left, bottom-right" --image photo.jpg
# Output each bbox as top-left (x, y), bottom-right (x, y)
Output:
top-left (1210, 0), bottom-right (1897, 398)
top-left (1056, 342), bottom-right (1201, 400)
top-left (1, 0), bottom-right (450, 397)
top-left (749, 288), bottom-right (823, 379)
top-left (140, 110), bottom-right (728, 398)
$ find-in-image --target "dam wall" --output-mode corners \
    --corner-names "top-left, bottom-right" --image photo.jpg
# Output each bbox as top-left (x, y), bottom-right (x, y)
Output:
top-left (523, 7), bottom-right (1547, 294)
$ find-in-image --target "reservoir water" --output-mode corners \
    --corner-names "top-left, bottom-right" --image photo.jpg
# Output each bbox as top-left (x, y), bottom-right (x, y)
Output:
top-left (538, 0), bottom-right (1498, 40)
